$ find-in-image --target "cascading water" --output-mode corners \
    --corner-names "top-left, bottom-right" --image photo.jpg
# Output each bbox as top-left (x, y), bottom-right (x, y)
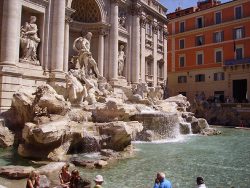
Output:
top-left (131, 106), bottom-right (182, 141)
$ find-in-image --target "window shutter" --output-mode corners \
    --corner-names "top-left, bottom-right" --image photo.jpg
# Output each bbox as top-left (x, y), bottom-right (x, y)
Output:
top-left (214, 73), bottom-right (217, 81)
top-left (221, 31), bottom-right (224, 42)
top-left (222, 73), bottom-right (225, 80)
top-left (202, 36), bottom-right (205, 45)
top-left (233, 29), bottom-right (236, 39)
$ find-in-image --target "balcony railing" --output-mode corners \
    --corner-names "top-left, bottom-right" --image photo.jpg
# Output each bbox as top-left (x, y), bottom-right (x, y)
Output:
top-left (224, 58), bottom-right (250, 66)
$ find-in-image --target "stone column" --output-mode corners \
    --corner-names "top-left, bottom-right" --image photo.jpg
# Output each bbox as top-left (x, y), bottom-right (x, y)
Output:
top-left (140, 16), bottom-right (146, 83)
top-left (51, 0), bottom-right (65, 72)
top-left (63, 17), bottom-right (72, 72)
top-left (109, 0), bottom-right (119, 80)
top-left (0, 0), bottom-right (22, 65)
top-left (131, 3), bottom-right (141, 83)
top-left (153, 22), bottom-right (158, 86)
top-left (98, 30), bottom-right (105, 76)
top-left (163, 28), bottom-right (168, 81)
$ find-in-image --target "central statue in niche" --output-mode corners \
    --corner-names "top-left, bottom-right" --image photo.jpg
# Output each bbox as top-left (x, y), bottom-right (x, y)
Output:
top-left (73, 32), bottom-right (102, 79)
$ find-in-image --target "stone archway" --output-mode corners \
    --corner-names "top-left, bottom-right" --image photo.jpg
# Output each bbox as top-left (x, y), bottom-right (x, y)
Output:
top-left (70, 0), bottom-right (105, 23)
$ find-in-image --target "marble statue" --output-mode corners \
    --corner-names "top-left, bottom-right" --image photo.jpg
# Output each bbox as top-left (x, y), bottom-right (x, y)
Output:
top-left (133, 82), bottom-right (149, 99)
top-left (73, 32), bottom-right (102, 79)
top-left (147, 86), bottom-right (164, 103)
top-left (65, 71), bottom-right (87, 105)
top-left (20, 16), bottom-right (40, 65)
top-left (118, 45), bottom-right (125, 76)
top-left (118, 15), bottom-right (126, 28)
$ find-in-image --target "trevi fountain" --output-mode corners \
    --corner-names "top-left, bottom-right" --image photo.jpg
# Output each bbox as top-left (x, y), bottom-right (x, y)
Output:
top-left (0, 0), bottom-right (249, 187)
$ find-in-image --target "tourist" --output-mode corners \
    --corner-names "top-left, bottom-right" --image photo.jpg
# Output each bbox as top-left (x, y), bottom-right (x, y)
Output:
top-left (69, 169), bottom-right (91, 188)
top-left (59, 164), bottom-right (71, 188)
top-left (196, 176), bottom-right (207, 188)
top-left (93, 175), bottom-right (104, 188)
top-left (153, 172), bottom-right (172, 188)
top-left (26, 171), bottom-right (40, 188)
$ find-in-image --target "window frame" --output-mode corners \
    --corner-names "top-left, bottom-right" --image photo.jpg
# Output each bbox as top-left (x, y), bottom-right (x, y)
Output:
top-left (179, 54), bottom-right (186, 67)
top-left (215, 11), bottom-right (222, 24)
top-left (215, 48), bottom-right (223, 63)
top-left (235, 45), bottom-right (244, 60)
top-left (179, 38), bottom-right (185, 49)
top-left (179, 21), bottom-right (185, 33)
top-left (214, 31), bottom-right (224, 43)
top-left (196, 51), bottom-right (204, 65)
top-left (235, 5), bottom-right (243, 20)
top-left (195, 74), bottom-right (205, 82)
top-left (196, 35), bottom-right (204, 46)
top-left (178, 76), bottom-right (187, 83)
top-left (196, 16), bottom-right (204, 28)
top-left (214, 72), bottom-right (225, 81)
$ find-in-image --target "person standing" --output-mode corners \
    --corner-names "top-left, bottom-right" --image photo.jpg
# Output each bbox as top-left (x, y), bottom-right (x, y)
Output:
top-left (153, 172), bottom-right (172, 188)
top-left (196, 177), bottom-right (207, 188)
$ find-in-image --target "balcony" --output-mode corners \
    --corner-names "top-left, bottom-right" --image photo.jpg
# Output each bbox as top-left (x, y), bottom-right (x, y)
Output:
top-left (224, 58), bottom-right (250, 66)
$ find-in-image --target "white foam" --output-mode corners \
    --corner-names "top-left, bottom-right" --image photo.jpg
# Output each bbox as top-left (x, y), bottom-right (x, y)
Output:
top-left (132, 134), bottom-right (191, 144)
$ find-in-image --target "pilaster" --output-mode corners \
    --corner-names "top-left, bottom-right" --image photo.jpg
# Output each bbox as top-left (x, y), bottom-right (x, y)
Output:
top-left (153, 21), bottom-right (158, 86)
top-left (0, 0), bottom-right (22, 65)
top-left (131, 2), bottom-right (141, 84)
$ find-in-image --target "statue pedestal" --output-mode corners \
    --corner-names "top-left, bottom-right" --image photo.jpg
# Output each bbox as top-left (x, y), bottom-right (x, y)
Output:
top-left (109, 76), bottom-right (128, 87)
top-left (109, 77), bottom-right (132, 101)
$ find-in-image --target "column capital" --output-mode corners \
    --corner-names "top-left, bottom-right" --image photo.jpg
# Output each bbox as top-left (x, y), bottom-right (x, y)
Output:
top-left (99, 28), bottom-right (108, 36)
top-left (111, 0), bottom-right (120, 4)
top-left (130, 3), bottom-right (142, 16)
top-left (140, 16), bottom-right (147, 28)
top-left (152, 22), bottom-right (159, 34)
top-left (163, 28), bottom-right (169, 39)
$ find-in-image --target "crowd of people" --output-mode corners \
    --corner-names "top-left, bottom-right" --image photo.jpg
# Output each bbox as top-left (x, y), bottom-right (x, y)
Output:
top-left (26, 166), bottom-right (207, 188)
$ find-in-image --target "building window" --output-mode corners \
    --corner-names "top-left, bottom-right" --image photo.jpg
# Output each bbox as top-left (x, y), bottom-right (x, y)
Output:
top-left (196, 17), bottom-right (204, 28)
top-left (235, 46), bottom-right (243, 60)
top-left (235, 6), bottom-right (242, 19)
top-left (146, 56), bottom-right (154, 76)
top-left (195, 74), bottom-right (205, 82)
top-left (179, 55), bottom-right (185, 67)
top-left (214, 72), bottom-right (225, 81)
top-left (157, 60), bottom-right (164, 78)
top-left (196, 52), bottom-right (204, 65)
top-left (213, 31), bottom-right (224, 43)
top-left (180, 21), bottom-right (185, 33)
top-left (158, 29), bottom-right (163, 42)
top-left (215, 12), bottom-right (222, 24)
top-left (196, 35), bottom-right (204, 46)
top-left (178, 76), bottom-right (187, 83)
top-left (146, 23), bottom-right (152, 36)
top-left (215, 49), bottom-right (223, 63)
top-left (179, 39), bottom-right (185, 49)
top-left (234, 27), bottom-right (245, 39)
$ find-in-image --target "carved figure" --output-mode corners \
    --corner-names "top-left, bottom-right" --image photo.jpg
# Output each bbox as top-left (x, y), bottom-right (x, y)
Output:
top-left (65, 72), bottom-right (87, 105)
top-left (147, 86), bottom-right (163, 103)
top-left (118, 15), bottom-right (126, 28)
top-left (133, 82), bottom-right (149, 99)
top-left (20, 16), bottom-right (40, 65)
top-left (73, 32), bottom-right (102, 79)
top-left (118, 45), bottom-right (125, 76)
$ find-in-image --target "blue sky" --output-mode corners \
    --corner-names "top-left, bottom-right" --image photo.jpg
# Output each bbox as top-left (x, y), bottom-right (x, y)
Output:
top-left (160, 0), bottom-right (231, 13)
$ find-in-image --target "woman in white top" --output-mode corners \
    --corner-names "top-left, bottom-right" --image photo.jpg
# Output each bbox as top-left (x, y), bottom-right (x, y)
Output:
top-left (196, 176), bottom-right (207, 188)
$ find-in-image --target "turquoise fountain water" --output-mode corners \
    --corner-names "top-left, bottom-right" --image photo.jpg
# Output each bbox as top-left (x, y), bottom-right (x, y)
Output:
top-left (0, 128), bottom-right (250, 188)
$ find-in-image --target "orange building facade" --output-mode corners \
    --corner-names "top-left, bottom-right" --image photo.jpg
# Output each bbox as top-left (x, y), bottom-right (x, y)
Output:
top-left (167, 0), bottom-right (250, 102)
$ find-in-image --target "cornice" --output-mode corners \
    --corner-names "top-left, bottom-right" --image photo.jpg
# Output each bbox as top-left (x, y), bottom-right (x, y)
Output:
top-left (169, 16), bottom-right (250, 38)
top-left (23, 0), bottom-right (49, 8)
top-left (168, 0), bottom-right (249, 22)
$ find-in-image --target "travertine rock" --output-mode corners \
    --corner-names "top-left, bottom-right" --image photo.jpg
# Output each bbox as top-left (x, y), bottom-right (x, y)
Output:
top-left (0, 123), bottom-right (14, 147)
top-left (96, 121), bottom-right (143, 151)
top-left (92, 100), bottom-right (138, 122)
top-left (0, 166), bottom-right (35, 179)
